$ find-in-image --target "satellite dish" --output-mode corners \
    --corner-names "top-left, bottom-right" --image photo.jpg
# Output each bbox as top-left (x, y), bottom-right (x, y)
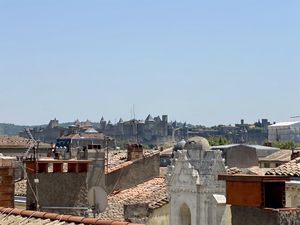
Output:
top-left (87, 186), bottom-right (108, 213)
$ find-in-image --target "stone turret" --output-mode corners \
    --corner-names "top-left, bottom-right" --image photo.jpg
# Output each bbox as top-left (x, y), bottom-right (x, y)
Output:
top-left (47, 118), bottom-right (59, 129)
top-left (99, 117), bottom-right (107, 131)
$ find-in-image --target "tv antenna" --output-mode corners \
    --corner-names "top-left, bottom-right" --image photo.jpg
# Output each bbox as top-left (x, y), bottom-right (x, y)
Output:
top-left (24, 128), bottom-right (40, 159)
top-left (23, 128), bottom-right (41, 210)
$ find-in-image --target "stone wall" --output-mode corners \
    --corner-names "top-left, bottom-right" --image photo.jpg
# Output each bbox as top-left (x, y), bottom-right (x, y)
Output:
top-left (231, 206), bottom-right (300, 225)
top-left (105, 153), bottom-right (160, 194)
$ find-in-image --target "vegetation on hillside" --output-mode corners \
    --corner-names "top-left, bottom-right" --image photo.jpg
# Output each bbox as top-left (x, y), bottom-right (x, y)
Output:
top-left (0, 123), bottom-right (29, 136)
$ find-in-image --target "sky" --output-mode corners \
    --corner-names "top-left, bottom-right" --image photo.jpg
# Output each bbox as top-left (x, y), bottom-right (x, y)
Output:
top-left (0, 0), bottom-right (299, 126)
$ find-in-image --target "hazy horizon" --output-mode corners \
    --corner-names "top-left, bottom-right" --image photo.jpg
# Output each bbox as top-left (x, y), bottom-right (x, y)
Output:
top-left (0, 1), bottom-right (299, 126)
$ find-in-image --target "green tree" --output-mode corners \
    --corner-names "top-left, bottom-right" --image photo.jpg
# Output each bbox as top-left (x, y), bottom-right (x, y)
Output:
top-left (268, 140), bottom-right (300, 149)
top-left (207, 136), bottom-right (230, 146)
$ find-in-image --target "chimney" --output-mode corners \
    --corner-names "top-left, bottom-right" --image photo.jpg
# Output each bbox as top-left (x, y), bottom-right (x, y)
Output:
top-left (127, 144), bottom-right (144, 161)
top-left (0, 156), bottom-right (16, 208)
top-left (25, 159), bottom-right (91, 215)
top-left (291, 149), bottom-right (300, 160)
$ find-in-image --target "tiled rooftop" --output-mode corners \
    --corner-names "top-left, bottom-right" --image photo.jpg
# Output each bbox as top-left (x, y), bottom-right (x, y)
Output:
top-left (0, 136), bottom-right (30, 145)
top-left (0, 213), bottom-right (78, 225)
top-left (98, 177), bottom-right (167, 221)
top-left (226, 166), bottom-right (269, 176)
top-left (15, 179), bottom-right (27, 196)
top-left (0, 135), bottom-right (50, 148)
top-left (226, 167), bottom-right (242, 175)
top-left (0, 207), bottom-right (143, 225)
top-left (259, 150), bottom-right (292, 162)
top-left (107, 150), bottom-right (159, 173)
top-left (266, 157), bottom-right (300, 176)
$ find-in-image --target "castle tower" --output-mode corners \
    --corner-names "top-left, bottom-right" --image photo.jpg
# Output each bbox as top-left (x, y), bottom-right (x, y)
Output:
top-left (162, 115), bottom-right (168, 136)
top-left (99, 117), bottom-right (107, 131)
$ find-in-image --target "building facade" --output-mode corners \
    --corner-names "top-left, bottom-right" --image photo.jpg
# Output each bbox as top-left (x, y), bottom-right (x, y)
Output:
top-left (167, 137), bottom-right (227, 225)
top-left (268, 121), bottom-right (300, 143)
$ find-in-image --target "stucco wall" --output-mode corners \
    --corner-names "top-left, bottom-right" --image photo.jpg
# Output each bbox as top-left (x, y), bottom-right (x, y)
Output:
top-left (226, 146), bottom-right (258, 168)
top-left (105, 153), bottom-right (160, 194)
top-left (147, 204), bottom-right (170, 225)
top-left (231, 205), bottom-right (300, 225)
top-left (26, 172), bottom-right (88, 215)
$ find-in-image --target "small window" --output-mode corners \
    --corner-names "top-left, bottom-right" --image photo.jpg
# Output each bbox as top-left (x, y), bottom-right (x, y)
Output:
top-left (264, 163), bottom-right (270, 168)
top-left (264, 182), bottom-right (285, 208)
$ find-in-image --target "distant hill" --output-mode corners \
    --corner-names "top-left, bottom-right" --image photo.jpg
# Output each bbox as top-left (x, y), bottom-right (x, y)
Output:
top-left (0, 123), bottom-right (29, 136)
top-left (0, 122), bottom-right (100, 136)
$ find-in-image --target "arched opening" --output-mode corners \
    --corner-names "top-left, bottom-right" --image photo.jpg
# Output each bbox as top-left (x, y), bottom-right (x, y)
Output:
top-left (179, 203), bottom-right (191, 225)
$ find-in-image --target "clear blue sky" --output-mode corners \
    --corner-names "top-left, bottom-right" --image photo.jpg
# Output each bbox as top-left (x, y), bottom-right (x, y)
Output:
top-left (0, 0), bottom-right (299, 126)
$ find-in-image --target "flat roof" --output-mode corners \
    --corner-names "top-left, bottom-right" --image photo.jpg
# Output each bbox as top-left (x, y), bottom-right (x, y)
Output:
top-left (269, 121), bottom-right (300, 127)
top-left (211, 144), bottom-right (279, 151)
top-left (218, 174), bottom-right (290, 182)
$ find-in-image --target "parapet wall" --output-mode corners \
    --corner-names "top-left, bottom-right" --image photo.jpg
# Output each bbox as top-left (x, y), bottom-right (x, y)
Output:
top-left (105, 152), bottom-right (160, 194)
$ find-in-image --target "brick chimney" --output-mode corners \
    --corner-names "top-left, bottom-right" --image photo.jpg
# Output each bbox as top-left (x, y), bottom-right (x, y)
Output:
top-left (0, 156), bottom-right (16, 208)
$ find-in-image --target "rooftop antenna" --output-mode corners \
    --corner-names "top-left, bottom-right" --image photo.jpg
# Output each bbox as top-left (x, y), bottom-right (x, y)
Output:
top-left (23, 128), bottom-right (40, 210)
top-left (24, 128), bottom-right (38, 159)
top-left (133, 104), bottom-right (139, 143)
top-left (133, 104), bottom-right (136, 120)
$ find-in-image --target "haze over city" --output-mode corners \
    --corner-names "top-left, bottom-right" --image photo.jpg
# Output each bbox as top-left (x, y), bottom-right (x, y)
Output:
top-left (0, 0), bottom-right (299, 126)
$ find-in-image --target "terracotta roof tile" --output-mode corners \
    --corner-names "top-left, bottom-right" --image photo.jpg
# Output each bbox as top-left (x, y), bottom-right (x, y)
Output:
top-left (106, 150), bottom-right (159, 174)
top-left (15, 179), bottom-right (26, 196)
top-left (0, 207), bottom-right (144, 225)
top-left (226, 167), bottom-right (242, 175)
top-left (0, 135), bottom-right (50, 148)
top-left (98, 177), bottom-right (167, 221)
top-left (259, 150), bottom-right (292, 162)
top-left (266, 157), bottom-right (300, 176)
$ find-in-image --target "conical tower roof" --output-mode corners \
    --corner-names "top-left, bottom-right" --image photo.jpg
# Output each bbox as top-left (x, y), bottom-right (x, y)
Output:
top-left (145, 114), bottom-right (154, 122)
